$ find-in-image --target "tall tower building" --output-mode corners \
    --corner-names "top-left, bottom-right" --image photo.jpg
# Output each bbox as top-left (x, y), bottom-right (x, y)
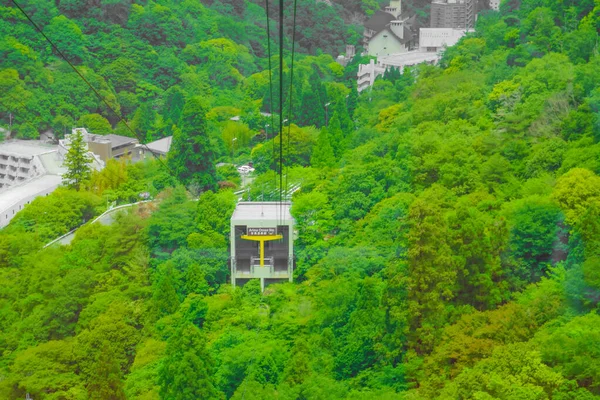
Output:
top-left (430, 0), bottom-right (476, 29)
top-left (385, 0), bottom-right (402, 18)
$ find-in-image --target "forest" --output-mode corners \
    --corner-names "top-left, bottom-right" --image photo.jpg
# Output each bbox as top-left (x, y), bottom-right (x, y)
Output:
top-left (1, 0), bottom-right (600, 398)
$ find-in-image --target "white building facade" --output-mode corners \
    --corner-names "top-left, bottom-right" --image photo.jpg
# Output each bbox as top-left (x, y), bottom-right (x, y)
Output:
top-left (0, 140), bottom-right (66, 228)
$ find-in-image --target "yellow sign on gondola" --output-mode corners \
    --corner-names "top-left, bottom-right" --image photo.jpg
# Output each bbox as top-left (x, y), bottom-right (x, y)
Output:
top-left (241, 233), bottom-right (283, 266)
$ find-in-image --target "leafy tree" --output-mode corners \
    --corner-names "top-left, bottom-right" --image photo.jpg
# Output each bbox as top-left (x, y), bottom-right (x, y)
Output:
top-left (406, 186), bottom-right (456, 354)
top-left (87, 342), bottom-right (126, 400)
top-left (62, 129), bottom-right (92, 191)
top-left (77, 113), bottom-right (112, 135)
top-left (159, 323), bottom-right (222, 399)
top-left (131, 102), bottom-right (157, 142)
top-left (552, 168), bottom-right (600, 226)
top-left (43, 15), bottom-right (88, 63)
top-left (311, 127), bottom-right (336, 168)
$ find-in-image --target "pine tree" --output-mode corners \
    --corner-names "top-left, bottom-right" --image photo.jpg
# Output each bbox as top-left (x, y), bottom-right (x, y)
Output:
top-left (299, 89), bottom-right (324, 127)
top-left (333, 99), bottom-right (353, 133)
top-left (153, 271), bottom-right (180, 318)
top-left (347, 82), bottom-right (358, 119)
top-left (164, 86), bottom-right (186, 126)
top-left (328, 113), bottom-right (345, 160)
top-left (159, 323), bottom-right (222, 400)
top-left (62, 129), bottom-right (92, 191)
top-left (311, 127), bottom-right (335, 168)
top-left (131, 102), bottom-right (157, 142)
top-left (168, 97), bottom-right (217, 191)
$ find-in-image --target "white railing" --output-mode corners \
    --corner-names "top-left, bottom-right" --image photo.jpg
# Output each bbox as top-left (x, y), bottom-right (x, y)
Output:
top-left (44, 200), bottom-right (153, 248)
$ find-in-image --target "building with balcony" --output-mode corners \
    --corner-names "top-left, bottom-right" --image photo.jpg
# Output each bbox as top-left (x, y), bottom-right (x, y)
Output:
top-left (489, 0), bottom-right (500, 11)
top-left (419, 28), bottom-right (468, 52)
top-left (430, 0), bottom-right (476, 29)
top-left (230, 202), bottom-right (294, 291)
top-left (357, 27), bottom-right (468, 92)
top-left (0, 140), bottom-right (66, 228)
top-left (60, 128), bottom-right (141, 164)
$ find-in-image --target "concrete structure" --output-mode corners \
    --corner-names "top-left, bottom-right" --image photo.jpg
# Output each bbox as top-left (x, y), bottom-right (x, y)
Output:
top-left (385, 0), bottom-right (402, 18)
top-left (61, 128), bottom-right (140, 164)
top-left (364, 10), bottom-right (396, 48)
top-left (367, 21), bottom-right (412, 57)
top-left (419, 28), bottom-right (468, 52)
top-left (336, 45), bottom-right (356, 67)
top-left (489, 0), bottom-right (500, 11)
top-left (358, 51), bottom-right (440, 92)
top-left (142, 136), bottom-right (172, 158)
top-left (0, 140), bottom-right (66, 228)
top-left (362, 1), bottom-right (420, 57)
top-left (230, 202), bottom-right (294, 291)
top-left (0, 175), bottom-right (62, 227)
top-left (430, 0), bottom-right (476, 29)
top-left (357, 27), bottom-right (468, 92)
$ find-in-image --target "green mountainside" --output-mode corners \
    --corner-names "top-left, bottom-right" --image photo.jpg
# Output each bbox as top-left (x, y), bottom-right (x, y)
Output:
top-left (1, 0), bottom-right (600, 399)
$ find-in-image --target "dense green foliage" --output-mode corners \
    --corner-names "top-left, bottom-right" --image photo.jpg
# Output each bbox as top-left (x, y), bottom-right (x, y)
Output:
top-left (62, 129), bottom-right (93, 190)
top-left (1, 0), bottom-right (600, 399)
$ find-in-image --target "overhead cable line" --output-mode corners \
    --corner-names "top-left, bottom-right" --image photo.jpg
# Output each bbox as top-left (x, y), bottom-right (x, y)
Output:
top-left (264, 0), bottom-right (279, 222)
top-left (278, 0), bottom-right (285, 226)
top-left (11, 0), bottom-right (177, 179)
top-left (284, 0), bottom-right (298, 215)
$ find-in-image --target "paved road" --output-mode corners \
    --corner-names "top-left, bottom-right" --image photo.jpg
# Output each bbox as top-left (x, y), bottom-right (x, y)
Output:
top-left (45, 201), bottom-right (151, 248)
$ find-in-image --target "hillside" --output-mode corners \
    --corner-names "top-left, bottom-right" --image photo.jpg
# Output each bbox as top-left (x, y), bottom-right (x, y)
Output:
top-left (1, 0), bottom-right (600, 399)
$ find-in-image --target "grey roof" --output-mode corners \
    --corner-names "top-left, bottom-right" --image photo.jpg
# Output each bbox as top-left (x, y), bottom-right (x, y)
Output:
top-left (0, 174), bottom-right (62, 213)
top-left (39, 152), bottom-right (67, 175)
top-left (0, 140), bottom-right (57, 157)
top-left (231, 202), bottom-right (293, 223)
top-left (364, 10), bottom-right (396, 32)
top-left (145, 136), bottom-right (172, 155)
top-left (105, 134), bottom-right (139, 149)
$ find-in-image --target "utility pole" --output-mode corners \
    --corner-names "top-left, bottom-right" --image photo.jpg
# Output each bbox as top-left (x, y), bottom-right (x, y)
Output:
top-left (8, 112), bottom-right (12, 138)
top-left (325, 103), bottom-right (331, 127)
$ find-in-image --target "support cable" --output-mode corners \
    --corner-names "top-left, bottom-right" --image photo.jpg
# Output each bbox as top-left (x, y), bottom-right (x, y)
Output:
top-left (264, 0), bottom-right (278, 217)
top-left (278, 0), bottom-right (284, 227)
top-left (11, 0), bottom-right (177, 179)
top-left (284, 0), bottom-right (298, 218)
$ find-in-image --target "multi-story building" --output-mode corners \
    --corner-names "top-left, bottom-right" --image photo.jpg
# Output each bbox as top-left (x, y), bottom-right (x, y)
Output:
top-left (60, 128), bottom-right (141, 163)
top-left (362, 1), bottom-right (420, 57)
top-left (357, 27), bottom-right (468, 92)
top-left (0, 140), bottom-right (65, 227)
top-left (419, 28), bottom-right (468, 52)
top-left (430, 0), bottom-right (476, 29)
top-left (489, 0), bottom-right (500, 11)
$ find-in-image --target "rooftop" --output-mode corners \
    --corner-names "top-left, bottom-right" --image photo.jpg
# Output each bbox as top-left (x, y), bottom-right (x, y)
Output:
top-left (39, 152), bottom-right (66, 175)
top-left (145, 136), bottom-right (173, 155)
top-left (378, 50), bottom-right (442, 67)
top-left (104, 134), bottom-right (139, 148)
top-left (231, 202), bottom-right (293, 223)
top-left (0, 174), bottom-right (62, 212)
top-left (364, 10), bottom-right (396, 33)
top-left (0, 140), bottom-right (58, 157)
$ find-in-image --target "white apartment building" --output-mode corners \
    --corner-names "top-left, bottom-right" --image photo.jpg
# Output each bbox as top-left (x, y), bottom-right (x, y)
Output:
top-left (0, 140), bottom-right (66, 228)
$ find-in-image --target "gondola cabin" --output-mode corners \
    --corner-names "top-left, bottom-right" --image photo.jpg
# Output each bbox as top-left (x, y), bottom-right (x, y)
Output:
top-left (230, 202), bottom-right (294, 291)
